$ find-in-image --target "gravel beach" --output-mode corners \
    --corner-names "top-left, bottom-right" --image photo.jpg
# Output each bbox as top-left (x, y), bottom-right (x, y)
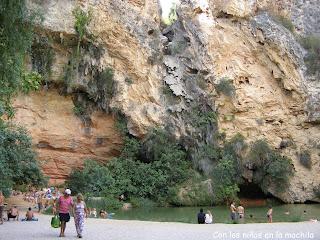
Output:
top-left (0, 214), bottom-right (319, 240)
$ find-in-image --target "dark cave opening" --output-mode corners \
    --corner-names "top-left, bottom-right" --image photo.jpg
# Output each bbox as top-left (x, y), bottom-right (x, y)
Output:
top-left (238, 182), bottom-right (269, 199)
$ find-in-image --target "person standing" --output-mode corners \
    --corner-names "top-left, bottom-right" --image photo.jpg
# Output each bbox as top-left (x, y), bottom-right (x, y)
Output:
top-left (230, 201), bottom-right (237, 222)
top-left (74, 194), bottom-right (88, 238)
top-left (0, 191), bottom-right (4, 224)
top-left (237, 203), bottom-right (245, 220)
top-left (267, 206), bottom-right (273, 223)
top-left (197, 208), bottom-right (205, 224)
top-left (56, 189), bottom-right (74, 237)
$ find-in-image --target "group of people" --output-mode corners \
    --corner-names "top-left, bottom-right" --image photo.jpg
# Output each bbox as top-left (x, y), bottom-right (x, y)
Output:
top-left (0, 191), bottom-right (38, 223)
top-left (51, 188), bottom-right (88, 238)
top-left (197, 202), bottom-right (273, 224)
top-left (229, 201), bottom-right (245, 222)
top-left (197, 209), bottom-right (213, 224)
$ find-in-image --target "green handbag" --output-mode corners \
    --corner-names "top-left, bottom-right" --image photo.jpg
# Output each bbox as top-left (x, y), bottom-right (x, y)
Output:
top-left (51, 215), bottom-right (60, 228)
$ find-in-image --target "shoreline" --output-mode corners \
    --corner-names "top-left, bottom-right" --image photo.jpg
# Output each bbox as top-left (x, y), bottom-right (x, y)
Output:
top-left (1, 214), bottom-right (319, 240)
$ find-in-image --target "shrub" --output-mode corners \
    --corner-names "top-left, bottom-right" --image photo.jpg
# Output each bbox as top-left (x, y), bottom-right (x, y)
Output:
top-left (86, 196), bottom-right (122, 210)
top-left (249, 139), bottom-right (294, 193)
top-left (300, 35), bottom-right (320, 76)
top-left (21, 71), bottom-right (43, 94)
top-left (299, 150), bottom-right (312, 169)
top-left (215, 78), bottom-right (235, 97)
top-left (187, 106), bottom-right (217, 129)
top-left (0, 123), bottom-right (46, 196)
top-left (66, 160), bottom-right (115, 196)
top-left (67, 128), bottom-right (191, 203)
top-left (72, 6), bottom-right (92, 55)
top-left (212, 155), bottom-right (240, 204)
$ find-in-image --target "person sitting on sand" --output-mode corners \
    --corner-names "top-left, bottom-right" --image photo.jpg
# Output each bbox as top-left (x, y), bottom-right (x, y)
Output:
top-left (25, 207), bottom-right (38, 221)
top-left (267, 206), bottom-right (273, 223)
top-left (7, 205), bottom-right (19, 221)
top-left (197, 208), bottom-right (205, 224)
top-left (99, 209), bottom-right (107, 218)
top-left (90, 208), bottom-right (97, 218)
top-left (205, 210), bottom-right (213, 224)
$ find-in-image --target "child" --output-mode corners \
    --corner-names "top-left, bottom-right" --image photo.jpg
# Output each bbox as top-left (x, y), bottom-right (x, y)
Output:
top-left (267, 206), bottom-right (273, 223)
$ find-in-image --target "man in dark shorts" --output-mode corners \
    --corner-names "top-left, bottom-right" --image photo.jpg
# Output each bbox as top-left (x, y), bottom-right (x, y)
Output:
top-left (7, 205), bottom-right (19, 221)
top-left (56, 189), bottom-right (73, 237)
top-left (197, 208), bottom-right (205, 224)
top-left (230, 201), bottom-right (237, 222)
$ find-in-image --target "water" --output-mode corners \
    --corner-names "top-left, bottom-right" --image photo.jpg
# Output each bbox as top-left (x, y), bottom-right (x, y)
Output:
top-left (110, 204), bottom-right (320, 224)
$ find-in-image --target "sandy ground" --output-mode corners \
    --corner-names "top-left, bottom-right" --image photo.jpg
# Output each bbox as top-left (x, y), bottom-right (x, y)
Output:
top-left (0, 213), bottom-right (319, 240)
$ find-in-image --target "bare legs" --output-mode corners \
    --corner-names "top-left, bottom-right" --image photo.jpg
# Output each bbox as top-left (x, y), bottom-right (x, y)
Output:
top-left (59, 221), bottom-right (66, 237)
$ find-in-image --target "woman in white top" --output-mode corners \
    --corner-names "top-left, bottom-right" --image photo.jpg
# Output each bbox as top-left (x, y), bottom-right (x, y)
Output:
top-left (205, 210), bottom-right (213, 224)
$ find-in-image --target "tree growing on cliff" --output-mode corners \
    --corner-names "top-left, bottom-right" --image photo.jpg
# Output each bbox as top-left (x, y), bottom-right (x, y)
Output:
top-left (0, 0), bottom-right (41, 118)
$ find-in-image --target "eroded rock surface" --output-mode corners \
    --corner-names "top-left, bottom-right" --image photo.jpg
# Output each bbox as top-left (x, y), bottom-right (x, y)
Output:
top-left (19, 0), bottom-right (320, 202)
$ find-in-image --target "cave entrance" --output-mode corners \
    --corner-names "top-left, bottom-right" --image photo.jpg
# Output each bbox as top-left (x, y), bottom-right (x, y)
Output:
top-left (238, 182), bottom-right (272, 206)
top-left (238, 183), bottom-right (268, 199)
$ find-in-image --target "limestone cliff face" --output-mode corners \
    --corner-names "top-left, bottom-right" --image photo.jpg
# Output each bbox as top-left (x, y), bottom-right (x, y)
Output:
top-left (19, 0), bottom-right (320, 202)
top-left (13, 90), bottom-right (122, 184)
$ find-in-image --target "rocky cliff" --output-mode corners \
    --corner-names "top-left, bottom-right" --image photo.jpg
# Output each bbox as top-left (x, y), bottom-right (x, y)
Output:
top-left (17, 0), bottom-right (320, 203)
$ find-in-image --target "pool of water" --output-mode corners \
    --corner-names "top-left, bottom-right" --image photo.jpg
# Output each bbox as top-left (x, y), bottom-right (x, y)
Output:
top-left (111, 204), bottom-right (320, 224)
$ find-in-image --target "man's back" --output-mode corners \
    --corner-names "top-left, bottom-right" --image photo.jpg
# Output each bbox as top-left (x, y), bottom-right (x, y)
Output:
top-left (26, 210), bottom-right (34, 220)
top-left (197, 212), bottom-right (205, 224)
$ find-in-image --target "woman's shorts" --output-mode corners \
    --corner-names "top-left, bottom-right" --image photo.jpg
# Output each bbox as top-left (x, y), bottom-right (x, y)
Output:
top-left (59, 213), bottom-right (70, 222)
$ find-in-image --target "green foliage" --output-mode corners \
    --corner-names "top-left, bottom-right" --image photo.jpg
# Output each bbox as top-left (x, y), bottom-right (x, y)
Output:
top-left (72, 6), bottom-right (92, 56)
top-left (30, 35), bottom-right (54, 81)
top-left (130, 197), bottom-right (156, 208)
top-left (0, 0), bottom-right (41, 117)
top-left (299, 150), bottom-right (311, 169)
top-left (273, 15), bottom-right (295, 32)
top-left (212, 155), bottom-right (240, 204)
top-left (0, 123), bottom-right (46, 197)
top-left (215, 78), bottom-right (235, 97)
top-left (99, 68), bottom-right (115, 98)
top-left (72, 104), bottom-right (86, 117)
top-left (21, 71), bottom-right (43, 94)
top-left (249, 139), bottom-right (294, 193)
top-left (67, 128), bottom-right (191, 203)
top-left (125, 77), bottom-right (133, 85)
top-left (300, 35), bottom-right (320, 76)
top-left (66, 160), bottom-right (114, 196)
top-left (189, 106), bottom-right (217, 129)
top-left (168, 177), bottom-right (214, 206)
top-left (86, 196), bottom-right (122, 210)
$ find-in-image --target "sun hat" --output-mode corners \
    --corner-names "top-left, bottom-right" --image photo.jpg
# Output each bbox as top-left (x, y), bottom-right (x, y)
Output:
top-left (65, 189), bottom-right (71, 195)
